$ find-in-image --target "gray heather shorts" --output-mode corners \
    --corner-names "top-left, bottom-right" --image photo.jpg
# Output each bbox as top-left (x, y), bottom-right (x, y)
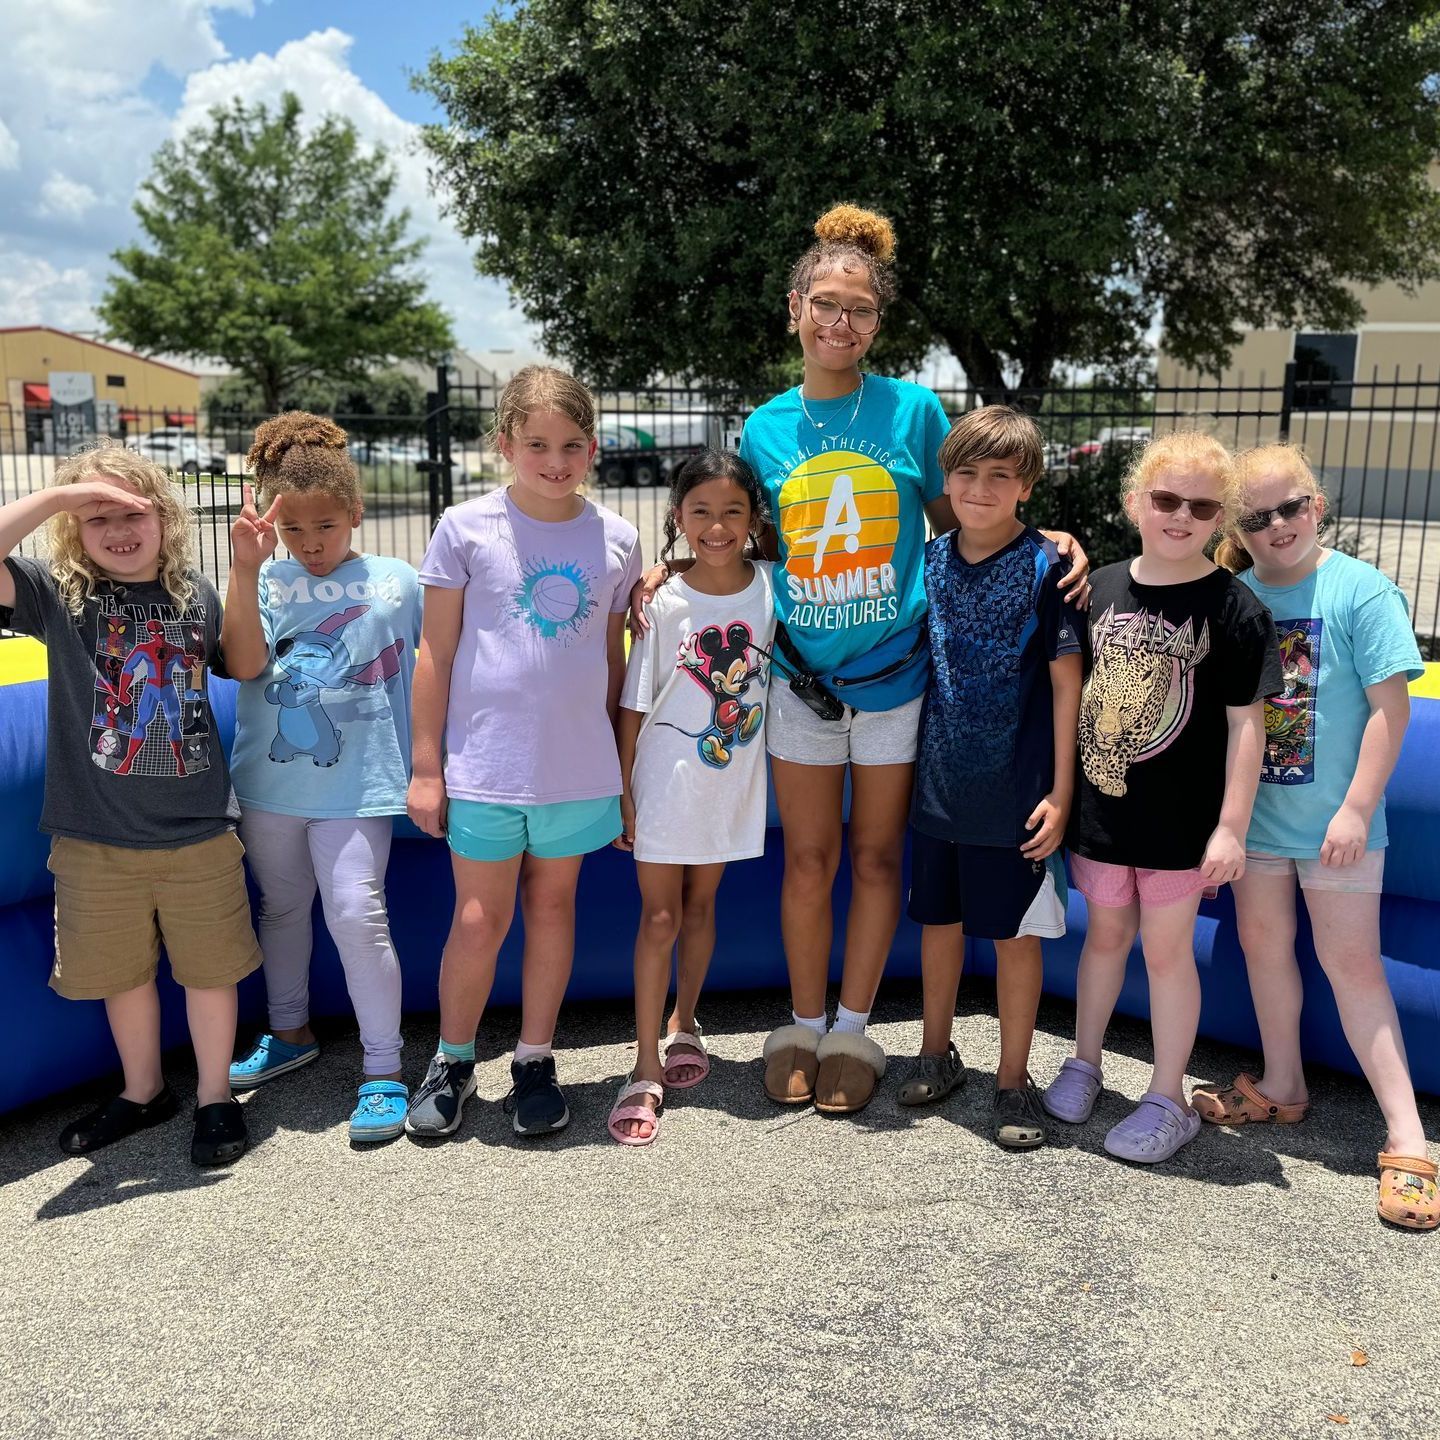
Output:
top-left (765, 686), bottom-right (923, 767)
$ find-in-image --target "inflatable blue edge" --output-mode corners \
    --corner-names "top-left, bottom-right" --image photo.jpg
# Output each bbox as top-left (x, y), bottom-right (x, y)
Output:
top-left (2, 673), bottom-right (1438, 1113)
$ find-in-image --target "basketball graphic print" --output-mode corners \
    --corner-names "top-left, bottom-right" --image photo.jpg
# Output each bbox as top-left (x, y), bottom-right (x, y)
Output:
top-left (513, 559), bottom-right (596, 642)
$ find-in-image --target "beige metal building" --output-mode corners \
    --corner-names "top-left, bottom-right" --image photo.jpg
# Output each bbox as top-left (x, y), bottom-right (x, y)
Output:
top-left (0, 327), bottom-right (201, 453)
top-left (1156, 169), bottom-right (1440, 519)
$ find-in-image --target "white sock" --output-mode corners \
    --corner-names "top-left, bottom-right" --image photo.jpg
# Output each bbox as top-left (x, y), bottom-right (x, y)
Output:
top-left (832, 1004), bottom-right (869, 1035)
top-left (792, 1011), bottom-right (828, 1037)
top-left (514, 1040), bottom-right (552, 1064)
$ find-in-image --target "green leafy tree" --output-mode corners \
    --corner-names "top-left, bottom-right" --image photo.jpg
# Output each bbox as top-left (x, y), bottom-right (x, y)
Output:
top-left (417, 1), bottom-right (1440, 396)
top-left (203, 368), bottom-right (430, 449)
top-left (101, 92), bottom-right (453, 413)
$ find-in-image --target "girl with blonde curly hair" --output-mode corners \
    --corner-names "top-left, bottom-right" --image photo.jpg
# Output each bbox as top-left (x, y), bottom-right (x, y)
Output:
top-left (220, 411), bottom-right (423, 1144)
top-left (635, 203), bottom-right (1090, 1121)
top-left (0, 439), bottom-right (259, 1167)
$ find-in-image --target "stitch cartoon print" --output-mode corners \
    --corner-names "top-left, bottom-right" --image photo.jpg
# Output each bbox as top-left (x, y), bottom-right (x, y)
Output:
top-left (662, 622), bottom-right (767, 769)
top-left (266, 603), bottom-right (404, 767)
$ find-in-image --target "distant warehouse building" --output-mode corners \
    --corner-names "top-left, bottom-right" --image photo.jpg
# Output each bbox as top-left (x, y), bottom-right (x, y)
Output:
top-left (0, 326), bottom-right (201, 455)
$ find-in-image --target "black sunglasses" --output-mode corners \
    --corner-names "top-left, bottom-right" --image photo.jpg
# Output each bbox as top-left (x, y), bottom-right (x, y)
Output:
top-left (1238, 495), bottom-right (1313, 533)
top-left (1148, 489), bottom-right (1225, 522)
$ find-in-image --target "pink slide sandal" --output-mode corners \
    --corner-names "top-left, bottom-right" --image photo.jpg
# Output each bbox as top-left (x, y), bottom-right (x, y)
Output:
top-left (608, 1077), bottom-right (664, 1146)
top-left (660, 1028), bottom-right (710, 1089)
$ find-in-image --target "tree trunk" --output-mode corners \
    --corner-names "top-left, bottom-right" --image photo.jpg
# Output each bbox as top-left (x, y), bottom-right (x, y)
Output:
top-left (939, 328), bottom-right (1009, 405)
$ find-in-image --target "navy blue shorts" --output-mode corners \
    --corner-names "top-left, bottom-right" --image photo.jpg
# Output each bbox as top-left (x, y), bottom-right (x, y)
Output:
top-left (906, 829), bottom-right (1066, 940)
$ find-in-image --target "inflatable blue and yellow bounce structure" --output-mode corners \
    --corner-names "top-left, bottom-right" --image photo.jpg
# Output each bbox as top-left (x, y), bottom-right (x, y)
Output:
top-left (3, 635), bottom-right (1438, 1114)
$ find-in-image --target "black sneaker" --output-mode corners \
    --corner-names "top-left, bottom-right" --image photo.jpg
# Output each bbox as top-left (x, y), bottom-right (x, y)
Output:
top-left (59, 1085), bottom-right (179, 1156)
top-left (993, 1081), bottom-right (1047, 1150)
top-left (504, 1056), bottom-right (570, 1136)
top-left (405, 1053), bottom-right (477, 1137)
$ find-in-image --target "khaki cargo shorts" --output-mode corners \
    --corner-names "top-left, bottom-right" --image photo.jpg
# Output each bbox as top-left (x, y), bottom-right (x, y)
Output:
top-left (48, 831), bottom-right (262, 1000)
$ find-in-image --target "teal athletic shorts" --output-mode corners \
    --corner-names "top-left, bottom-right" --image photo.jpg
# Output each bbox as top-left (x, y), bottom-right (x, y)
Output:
top-left (446, 795), bottom-right (622, 863)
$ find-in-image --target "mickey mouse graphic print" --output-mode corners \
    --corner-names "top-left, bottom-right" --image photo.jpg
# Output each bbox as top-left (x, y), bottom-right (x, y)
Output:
top-left (1070, 564), bottom-right (1284, 871)
top-left (621, 564), bottom-right (777, 864)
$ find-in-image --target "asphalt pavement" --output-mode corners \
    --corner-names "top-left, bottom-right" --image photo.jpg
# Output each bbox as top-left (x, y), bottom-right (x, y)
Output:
top-left (2, 982), bottom-right (1437, 1440)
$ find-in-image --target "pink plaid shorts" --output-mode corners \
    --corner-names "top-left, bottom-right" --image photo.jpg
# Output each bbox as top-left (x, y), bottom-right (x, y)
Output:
top-left (1069, 854), bottom-right (1215, 909)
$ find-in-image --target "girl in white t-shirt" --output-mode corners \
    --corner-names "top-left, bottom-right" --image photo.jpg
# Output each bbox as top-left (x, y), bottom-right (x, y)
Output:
top-left (609, 450), bottom-right (777, 1143)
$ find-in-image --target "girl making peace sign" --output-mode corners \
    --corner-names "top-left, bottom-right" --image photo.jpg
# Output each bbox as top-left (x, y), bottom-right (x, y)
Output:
top-left (221, 413), bottom-right (422, 1143)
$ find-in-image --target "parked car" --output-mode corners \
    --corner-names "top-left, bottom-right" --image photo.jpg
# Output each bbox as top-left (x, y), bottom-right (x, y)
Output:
top-left (128, 428), bottom-right (227, 475)
top-left (1067, 439), bottom-right (1103, 465)
top-left (352, 439), bottom-right (427, 465)
top-left (1098, 426), bottom-right (1152, 450)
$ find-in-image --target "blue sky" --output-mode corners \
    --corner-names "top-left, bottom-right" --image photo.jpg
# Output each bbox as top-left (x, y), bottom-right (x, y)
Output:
top-left (0, 2), bottom-right (544, 368)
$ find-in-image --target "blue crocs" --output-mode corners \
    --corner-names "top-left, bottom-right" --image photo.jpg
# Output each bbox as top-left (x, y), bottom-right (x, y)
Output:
top-left (229, 1033), bottom-right (320, 1091)
top-left (348, 1080), bottom-right (409, 1143)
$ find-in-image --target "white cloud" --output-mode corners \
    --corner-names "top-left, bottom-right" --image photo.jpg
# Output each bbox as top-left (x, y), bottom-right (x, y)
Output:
top-left (0, 13), bottom-right (540, 365)
top-left (36, 175), bottom-right (100, 221)
top-left (0, 247), bottom-right (99, 330)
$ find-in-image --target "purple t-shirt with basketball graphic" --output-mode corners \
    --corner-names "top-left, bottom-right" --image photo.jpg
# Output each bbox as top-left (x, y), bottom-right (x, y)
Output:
top-left (418, 487), bottom-right (642, 805)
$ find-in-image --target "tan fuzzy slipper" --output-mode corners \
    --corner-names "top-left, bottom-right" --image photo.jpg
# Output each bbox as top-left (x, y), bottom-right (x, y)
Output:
top-left (762, 1024), bottom-right (822, 1105)
top-left (813, 1030), bottom-right (887, 1114)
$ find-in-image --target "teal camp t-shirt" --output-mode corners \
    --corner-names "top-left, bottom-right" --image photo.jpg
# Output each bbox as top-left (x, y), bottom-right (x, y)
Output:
top-left (231, 554), bottom-right (422, 818)
top-left (1239, 550), bottom-right (1423, 857)
top-left (740, 374), bottom-right (949, 709)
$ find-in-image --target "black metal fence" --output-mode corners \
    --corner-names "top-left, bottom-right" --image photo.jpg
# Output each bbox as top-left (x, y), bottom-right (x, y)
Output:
top-left (4, 362), bottom-right (1438, 651)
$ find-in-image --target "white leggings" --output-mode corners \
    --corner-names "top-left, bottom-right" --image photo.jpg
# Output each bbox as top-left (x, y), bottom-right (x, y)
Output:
top-left (239, 808), bottom-right (403, 1074)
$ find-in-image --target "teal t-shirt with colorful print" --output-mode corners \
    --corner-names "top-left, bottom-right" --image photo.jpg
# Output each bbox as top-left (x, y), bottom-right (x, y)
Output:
top-left (740, 374), bottom-right (949, 709)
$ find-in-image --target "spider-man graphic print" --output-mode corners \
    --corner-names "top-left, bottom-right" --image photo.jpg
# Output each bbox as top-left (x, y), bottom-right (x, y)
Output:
top-left (92, 595), bottom-right (213, 779)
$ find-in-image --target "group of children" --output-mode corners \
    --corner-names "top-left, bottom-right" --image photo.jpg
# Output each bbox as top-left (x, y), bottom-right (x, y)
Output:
top-left (0, 201), bottom-right (1434, 1233)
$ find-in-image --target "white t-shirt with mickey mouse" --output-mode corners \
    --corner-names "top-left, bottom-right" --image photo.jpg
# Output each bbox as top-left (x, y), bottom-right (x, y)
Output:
top-left (621, 562), bottom-right (776, 864)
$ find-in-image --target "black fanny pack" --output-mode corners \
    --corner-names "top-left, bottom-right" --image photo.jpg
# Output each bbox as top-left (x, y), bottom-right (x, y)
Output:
top-left (761, 625), bottom-right (927, 723)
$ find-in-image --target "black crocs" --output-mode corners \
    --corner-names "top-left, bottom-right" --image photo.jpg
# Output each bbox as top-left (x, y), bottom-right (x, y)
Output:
top-left (58, 1086), bottom-right (179, 1156)
top-left (993, 1082), bottom-right (1048, 1150)
top-left (191, 1099), bottom-right (249, 1167)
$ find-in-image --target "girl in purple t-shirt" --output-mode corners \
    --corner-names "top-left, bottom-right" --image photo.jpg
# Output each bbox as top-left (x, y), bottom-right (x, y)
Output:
top-left (404, 367), bottom-right (642, 1140)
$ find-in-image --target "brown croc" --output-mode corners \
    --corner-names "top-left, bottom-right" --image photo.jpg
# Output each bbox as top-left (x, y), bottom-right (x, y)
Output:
top-left (1377, 1152), bottom-right (1439, 1231)
top-left (1191, 1072), bottom-right (1309, 1126)
top-left (762, 1024), bottom-right (822, 1105)
top-left (813, 1031), bottom-right (887, 1115)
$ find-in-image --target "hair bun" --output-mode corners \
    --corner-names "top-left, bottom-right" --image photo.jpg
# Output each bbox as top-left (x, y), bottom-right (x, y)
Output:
top-left (813, 204), bottom-right (896, 263)
top-left (247, 411), bottom-right (349, 474)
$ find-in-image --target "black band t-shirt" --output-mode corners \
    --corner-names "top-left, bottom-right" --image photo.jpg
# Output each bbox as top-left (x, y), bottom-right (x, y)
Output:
top-left (1069, 562), bottom-right (1283, 871)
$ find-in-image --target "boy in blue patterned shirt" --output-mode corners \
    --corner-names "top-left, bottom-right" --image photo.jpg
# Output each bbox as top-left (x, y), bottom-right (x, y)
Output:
top-left (901, 406), bottom-right (1084, 1149)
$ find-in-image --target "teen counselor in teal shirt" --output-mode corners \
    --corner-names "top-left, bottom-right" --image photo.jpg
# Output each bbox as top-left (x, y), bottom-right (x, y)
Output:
top-left (739, 374), bottom-right (950, 711)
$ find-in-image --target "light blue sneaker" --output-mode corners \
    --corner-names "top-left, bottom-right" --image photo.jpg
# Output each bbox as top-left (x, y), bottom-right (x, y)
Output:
top-left (229, 1033), bottom-right (320, 1091)
top-left (348, 1080), bottom-right (409, 1143)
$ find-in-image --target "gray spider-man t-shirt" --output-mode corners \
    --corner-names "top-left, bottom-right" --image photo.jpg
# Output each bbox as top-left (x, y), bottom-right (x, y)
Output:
top-left (2, 555), bottom-right (239, 848)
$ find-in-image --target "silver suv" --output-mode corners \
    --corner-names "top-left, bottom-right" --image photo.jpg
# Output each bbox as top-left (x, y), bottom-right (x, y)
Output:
top-left (127, 428), bottom-right (228, 475)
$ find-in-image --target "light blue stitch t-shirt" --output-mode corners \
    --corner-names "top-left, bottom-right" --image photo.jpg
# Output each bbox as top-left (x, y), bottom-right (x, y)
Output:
top-left (740, 374), bottom-right (950, 709)
top-left (231, 554), bottom-right (422, 818)
top-left (1239, 550), bottom-right (1423, 857)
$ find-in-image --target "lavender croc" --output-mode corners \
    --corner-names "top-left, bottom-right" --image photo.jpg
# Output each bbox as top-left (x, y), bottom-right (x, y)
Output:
top-left (1103, 1091), bottom-right (1202, 1164)
top-left (1042, 1057), bottom-right (1103, 1123)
